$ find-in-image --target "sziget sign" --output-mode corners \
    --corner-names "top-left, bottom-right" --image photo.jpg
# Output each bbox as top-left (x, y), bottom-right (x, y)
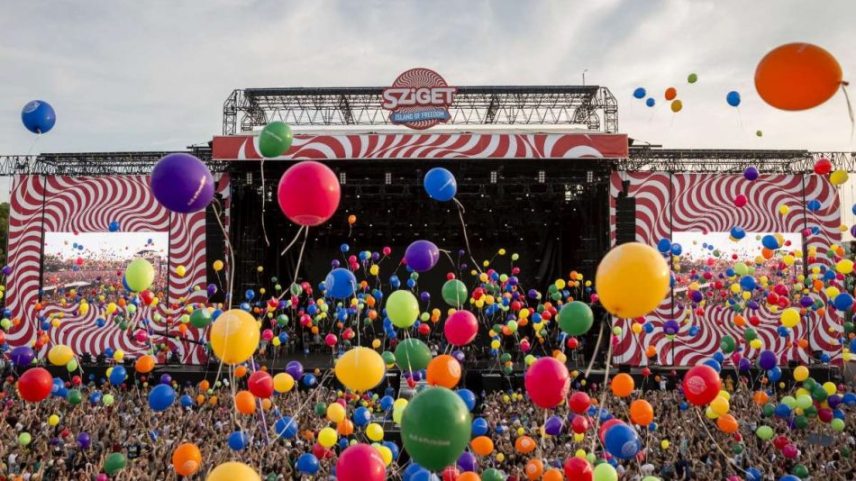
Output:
top-left (382, 68), bottom-right (457, 130)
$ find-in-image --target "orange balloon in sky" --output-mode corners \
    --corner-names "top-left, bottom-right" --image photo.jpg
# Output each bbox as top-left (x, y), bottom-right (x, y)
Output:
top-left (611, 373), bottom-right (635, 397)
top-left (172, 443), bottom-right (202, 477)
top-left (426, 354), bottom-right (462, 389)
top-left (234, 390), bottom-right (256, 415)
top-left (716, 413), bottom-right (739, 434)
top-left (543, 469), bottom-right (564, 481)
top-left (630, 399), bottom-right (654, 426)
top-left (135, 355), bottom-right (155, 374)
top-left (525, 458), bottom-right (544, 481)
top-left (665, 87), bottom-right (677, 101)
top-left (755, 43), bottom-right (843, 111)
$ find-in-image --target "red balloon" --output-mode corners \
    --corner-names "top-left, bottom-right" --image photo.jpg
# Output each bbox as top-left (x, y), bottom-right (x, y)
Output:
top-left (568, 391), bottom-right (591, 414)
top-left (248, 371), bottom-right (274, 399)
top-left (682, 365), bottom-right (722, 406)
top-left (277, 161), bottom-right (341, 226)
top-left (563, 456), bottom-right (593, 481)
top-left (571, 415), bottom-right (589, 434)
top-left (336, 444), bottom-right (386, 481)
top-left (598, 418), bottom-right (622, 443)
top-left (17, 367), bottom-right (53, 402)
top-left (524, 357), bottom-right (570, 408)
top-left (444, 310), bottom-right (478, 346)
top-left (442, 466), bottom-right (460, 481)
top-left (814, 158), bottom-right (832, 175)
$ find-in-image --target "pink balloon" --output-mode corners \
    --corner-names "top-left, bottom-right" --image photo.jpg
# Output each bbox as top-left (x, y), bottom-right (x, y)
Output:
top-left (96, 475), bottom-right (108, 481)
top-left (524, 357), bottom-right (570, 408)
top-left (277, 161), bottom-right (341, 226)
top-left (336, 444), bottom-right (386, 481)
top-left (782, 443), bottom-right (799, 459)
top-left (734, 194), bottom-right (748, 207)
top-left (325, 334), bottom-right (338, 347)
top-left (444, 311), bottom-right (478, 346)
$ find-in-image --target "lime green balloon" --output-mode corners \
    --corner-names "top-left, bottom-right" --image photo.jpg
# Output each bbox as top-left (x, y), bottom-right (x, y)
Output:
top-left (258, 121), bottom-right (293, 158)
top-left (102, 394), bottom-right (115, 406)
top-left (755, 425), bottom-right (774, 440)
top-left (190, 308), bottom-right (212, 328)
top-left (103, 452), bottom-right (127, 476)
top-left (442, 279), bottom-right (469, 307)
top-left (558, 301), bottom-right (594, 335)
top-left (0, 318), bottom-right (10, 329)
top-left (734, 262), bottom-right (748, 276)
top-left (482, 468), bottom-right (507, 481)
top-left (831, 418), bottom-right (845, 432)
top-left (780, 396), bottom-right (797, 409)
top-left (594, 463), bottom-right (618, 481)
top-left (18, 432), bottom-right (31, 446)
top-left (66, 359), bottom-right (79, 372)
top-left (387, 290), bottom-right (419, 328)
top-left (796, 395), bottom-right (812, 409)
top-left (125, 258), bottom-right (155, 292)
top-left (687, 73), bottom-right (698, 84)
top-left (401, 387), bottom-right (471, 471)
top-left (394, 338), bottom-right (432, 372)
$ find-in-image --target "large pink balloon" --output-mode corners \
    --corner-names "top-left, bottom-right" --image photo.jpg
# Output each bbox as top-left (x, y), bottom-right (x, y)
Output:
top-left (524, 357), bottom-right (570, 408)
top-left (444, 310), bottom-right (478, 346)
top-left (336, 444), bottom-right (386, 481)
top-left (277, 161), bottom-right (341, 226)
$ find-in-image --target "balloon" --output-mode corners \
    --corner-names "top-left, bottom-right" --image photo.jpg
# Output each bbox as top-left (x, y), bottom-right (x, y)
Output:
top-left (48, 345), bottom-right (74, 366)
top-left (755, 425), bottom-right (774, 440)
top-left (210, 309), bottom-right (260, 365)
top-left (717, 413), bottom-right (739, 434)
top-left (227, 431), bottom-right (248, 451)
top-left (274, 416), bottom-right (299, 438)
top-left (367, 423), bottom-right (385, 441)
top-left (456, 388), bottom-right (477, 411)
top-left (151, 153), bottom-right (214, 213)
top-left (125, 258), bottom-right (155, 292)
top-left (135, 355), bottom-right (156, 374)
top-left (726, 91), bottom-right (741, 107)
top-left (629, 399), bottom-right (654, 425)
top-left (569, 391), bottom-right (591, 414)
top-left (755, 43), bottom-right (842, 111)
top-left (103, 453), bottom-right (127, 476)
top-left (483, 468), bottom-right (506, 481)
top-left (387, 290), bottom-right (420, 328)
top-left (670, 100), bottom-right (683, 113)
top-left (233, 390), bottom-right (255, 415)
top-left (611, 373), bottom-right (635, 397)
top-left (395, 338), bottom-right (432, 371)
top-left (830, 169), bottom-right (849, 186)
top-left (558, 301), bottom-right (594, 335)
top-left (21, 100), bottom-right (56, 134)
top-left (593, 463), bottom-right (618, 481)
top-left (286, 360), bottom-right (304, 379)
top-left (405, 240), bottom-right (441, 272)
top-left (248, 371), bottom-right (273, 398)
top-left (442, 279), bottom-right (469, 306)
top-left (524, 357), bottom-right (570, 408)
top-left (318, 427), bottom-right (338, 448)
top-left (401, 387), bottom-right (472, 470)
top-left (682, 365), bottom-right (721, 405)
top-left (172, 443), bottom-right (202, 476)
top-left (337, 444), bottom-right (387, 481)
top-left (595, 243), bottom-right (669, 318)
top-left (325, 268), bottom-right (357, 298)
top-left (564, 457), bottom-right (593, 481)
top-left (793, 365), bottom-right (809, 382)
top-left (444, 310), bottom-right (478, 346)
top-left (664, 87), bottom-right (677, 101)
top-left (633, 87), bottom-right (646, 99)
top-left (10, 346), bottom-right (35, 367)
top-left (427, 354), bottom-right (462, 388)
top-left (688, 73), bottom-right (698, 84)
top-left (148, 384), bottom-right (176, 412)
top-left (781, 308), bottom-right (800, 328)
top-left (472, 417), bottom-right (489, 436)
top-left (604, 423), bottom-right (640, 459)
top-left (471, 436), bottom-right (494, 456)
top-left (335, 346), bottom-right (385, 392)
top-left (18, 367), bottom-right (53, 402)
top-left (277, 160), bottom-right (340, 226)
top-left (258, 121), bottom-right (293, 158)
top-left (424, 167), bottom-right (457, 201)
top-left (645, 98), bottom-right (655, 107)
top-left (190, 308), bottom-right (213, 328)
top-left (207, 462), bottom-right (260, 481)
top-left (273, 373), bottom-right (295, 393)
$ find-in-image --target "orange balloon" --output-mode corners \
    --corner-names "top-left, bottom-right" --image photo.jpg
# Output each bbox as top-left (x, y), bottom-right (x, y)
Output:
top-left (234, 390), bottom-right (256, 415)
top-left (761, 248), bottom-right (774, 260)
top-left (755, 43), bottom-right (842, 111)
top-left (753, 390), bottom-right (769, 406)
top-left (172, 443), bottom-right (202, 476)
top-left (235, 365), bottom-right (248, 378)
top-left (426, 354), bottom-right (462, 389)
top-left (198, 380), bottom-right (210, 391)
top-left (611, 373), bottom-right (635, 397)
top-left (543, 468), bottom-right (564, 481)
top-left (716, 413), bottom-right (739, 434)
top-left (734, 315), bottom-right (746, 328)
top-left (208, 395), bottom-right (218, 406)
top-left (470, 436), bottom-right (494, 457)
top-left (195, 394), bottom-right (205, 405)
top-left (337, 419), bottom-right (354, 436)
top-left (798, 338), bottom-right (809, 349)
top-left (629, 399), bottom-right (654, 426)
top-left (135, 355), bottom-right (155, 374)
top-left (646, 345), bottom-right (657, 358)
top-left (515, 435), bottom-right (536, 454)
top-left (525, 458), bottom-right (544, 481)
top-left (458, 473), bottom-right (481, 481)
top-left (665, 87), bottom-right (677, 101)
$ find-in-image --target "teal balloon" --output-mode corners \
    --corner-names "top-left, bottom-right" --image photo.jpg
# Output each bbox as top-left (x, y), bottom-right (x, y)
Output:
top-left (190, 308), bottom-right (213, 328)
top-left (558, 301), bottom-right (594, 335)
top-left (259, 121), bottom-right (293, 158)
top-left (394, 338), bottom-right (432, 372)
top-left (103, 453), bottom-right (127, 476)
top-left (401, 387), bottom-right (471, 471)
top-left (442, 279), bottom-right (469, 307)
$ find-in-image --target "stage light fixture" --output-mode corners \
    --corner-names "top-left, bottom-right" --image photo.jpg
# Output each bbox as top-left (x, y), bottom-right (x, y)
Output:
top-left (339, 172), bottom-right (347, 184)
top-left (490, 171), bottom-right (498, 184)
top-left (384, 172), bottom-right (392, 185)
top-left (537, 170), bottom-right (545, 183)
top-left (586, 170), bottom-right (594, 183)
top-left (245, 172), bottom-right (253, 184)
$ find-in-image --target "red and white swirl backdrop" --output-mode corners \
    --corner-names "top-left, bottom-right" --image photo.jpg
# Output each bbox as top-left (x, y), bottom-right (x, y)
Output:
top-left (6, 174), bottom-right (231, 364)
top-left (608, 172), bottom-right (842, 366)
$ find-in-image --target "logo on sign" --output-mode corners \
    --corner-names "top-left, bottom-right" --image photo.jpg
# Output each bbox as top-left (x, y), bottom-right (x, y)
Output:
top-left (382, 68), bottom-right (457, 130)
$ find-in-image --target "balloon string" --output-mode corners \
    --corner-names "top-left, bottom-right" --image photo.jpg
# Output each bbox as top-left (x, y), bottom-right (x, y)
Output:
top-left (589, 330), bottom-right (614, 454)
top-left (841, 83), bottom-right (855, 141)
top-left (692, 407), bottom-right (751, 476)
top-left (280, 226), bottom-right (306, 256)
top-left (453, 198), bottom-right (483, 274)
top-left (260, 158), bottom-right (270, 247)
top-left (584, 321), bottom-right (605, 379)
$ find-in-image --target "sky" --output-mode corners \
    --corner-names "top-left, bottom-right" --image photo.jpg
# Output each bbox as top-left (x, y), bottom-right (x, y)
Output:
top-left (672, 232), bottom-right (802, 261)
top-left (44, 232), bottom-right (168, 262)
top-left (1, 0), bottom-right (856, 202)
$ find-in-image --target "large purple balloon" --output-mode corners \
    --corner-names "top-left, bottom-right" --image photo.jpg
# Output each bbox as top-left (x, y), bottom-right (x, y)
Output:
top-left (150, 153), bottom-right (214, 213)
top-left (10, 346), bottom-right (35, 367)
top-left (404, 240), bottom-right (440, 272)
top-left (286, 360), bottom-right (304, 380)
top-left (757, 350), bottom-right (777, 370)
top-left (457, 451), bottom-right (478, 472)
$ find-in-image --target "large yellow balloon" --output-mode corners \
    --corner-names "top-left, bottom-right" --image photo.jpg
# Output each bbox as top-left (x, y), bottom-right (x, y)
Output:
top-left (335, 347), bottom-right (385, 392)
top-left (48, 345), bottom-right (74, 366)
top-left (209, 310), bottom-right (260, 365)
top-left (595, 242), bottom-right (670, 318)
top-left (830, 169), bottom-right (849, 186)
top-left (793, 365), bottom-right (809, 382)
top-left (318, 427), bottom-right (338, 448)
top-left (366, 422), bottom-right (385, 441)
top-left (207, 462), bottom-right (260, 481)
top-left (781, 308), bottom-right (800, 328)
top-left (273, 373), bottom-right (295, 393)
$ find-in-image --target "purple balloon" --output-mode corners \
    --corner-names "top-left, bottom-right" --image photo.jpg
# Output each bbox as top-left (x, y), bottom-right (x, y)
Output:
top-left (159, 374), bottom-right (172, 385)
top-left (738, 357), bottom-right (752, 372)
top-left (404, 240), bottom-right (440, 272)
top-left (663, 320), bottom-right (680, 335)
top-left (10, 346), bottom-right (35, 367)
top-left (743, 166), bottom-right (759, 181)
top-left (828, 394), bottom-right (842, 409)
top-left (452, 350), bottom-right (465, 363)
top-left (77, 432), bottom-right (91, 449)
top-left (544, 415), bottom-right (564, 435)
top-left (757, 350), bottom-right (777, 370)
top-left (286, 360), bottom-right (304, 380)
top-left (800, 296), bottom-right (814, 308)
top-left (150, 153), bottom-right (214, 213)
top-left (207, 284), bottom-right (218, 296)
top-left (457, 451), bottom-right (478, 472)
top-left (419, 291), bottom-right (431, 302)
top-left (1, 265), bottom-right (11, 276)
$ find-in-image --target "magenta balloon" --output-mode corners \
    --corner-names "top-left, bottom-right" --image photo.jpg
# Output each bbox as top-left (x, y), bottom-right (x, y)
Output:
top-left (444, 310), bottom-right (478, 346)
top-left (524, 357), bottom-right (570, 408)
top-left (277, 161), bottom-right (341, 226)
top-left (336, 444), bottom-right (386, 481)
top-left (404, 240), bottom-right (440, 272)
top-left (150, 153), bottom-right (214, 213)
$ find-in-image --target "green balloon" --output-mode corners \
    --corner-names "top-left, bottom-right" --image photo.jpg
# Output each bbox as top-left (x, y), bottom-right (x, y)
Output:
top-left (258, 121), bottom-right (293, 158)
top-left (66, 389), bottom-right (82, 406)
top-left (792, 464), bottom-right (809, 479)
top-left (381, 351), bottom-right (396, 365)
top-left (593, 463), bottom-right (618, 481)
top-left (482, 468), bottom-right (507, 481)
top-left (103, 452), bottom-right (127, 476)
top-left (761, 404), bottom-right (775, 417)
top-left (102, 394), bottom-right (115, 406)
top-left (401, 387), bottom-right (471, 471)
top-left (66, 359), bottom-right (79, 372)
top-left (189, 308), bottom-right (212, 328)
top-left (0, 318), bottom-right (10, 329)
top-left (731, 443), bottom-right (744, 454)
top-left (755, 425), bottom-right (774, 441)
top-left (18, 432), bottom-right (31, 446)
top-left (125, 258), bottom-right (155, 292)
top-left (387, 290), bottom-right (419, 328)
top-left (796, 395), bottom-right (812, 409)
top-left (687, 73), bottom-right (698, 84)
top-left (831, 418), bottom-right (845, 432)
top-left (734, 262), bottom-right (748, 276)
top-left (290, 283), bottom-right (302, 296)
top-left (276, 314), bottom-right (289, 326)
top-left (811, 385), bottom-right (828, 402)
top-left (558, 301), bottom-right (593, 336)
top-left (720, 335), bottom-right (735, 353)
top-left (803, 406), bottom-right (817, 418)
top-left (314, 402), bottom-right (327, 417)
top-left (442, 279), bottom-right (469, 307)
top-left (781, 396), bottom-right (797, 409)
top-left (394, 338), bottom-right (432, 372)
top-left (794, 415), bottom-right (809, 429)
top-left (743, 327), bottom-right (757, 342)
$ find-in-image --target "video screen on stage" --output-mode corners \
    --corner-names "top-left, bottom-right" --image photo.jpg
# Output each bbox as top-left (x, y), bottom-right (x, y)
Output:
top-left (42, 232), bottom-right (169, 301)
top-left (671, 231), bottom-right (803, 276)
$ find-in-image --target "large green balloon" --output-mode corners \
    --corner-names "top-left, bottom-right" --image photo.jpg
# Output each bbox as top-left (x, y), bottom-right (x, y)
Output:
top-left (441, 279), bottom-right (469, 307)
top-left (557, 301), bottom-right (593, 335)
top-left (482, 468), bottom-right (507, 481)
top-left (720, 335), bottom-right (736, 353)
top-left (258, 121), bottom-right (293, 158)
top-left (401, 387), bottom-right (471, 471)
top-left (394, 338), bottom-right (432, 372)
top-left (190, 308), bottom-right (213, 328)
top-left (125, 258), bottom-right (155, 292)
top-left (104, 452), bottom-right (127, 476)
top-left (387, 290), bottom-right (419, 328)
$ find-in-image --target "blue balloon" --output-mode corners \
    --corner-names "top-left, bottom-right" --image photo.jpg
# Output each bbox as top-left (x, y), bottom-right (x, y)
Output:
top-left (380, 395), bottom-right (394, 411)
top-left (726, 91), bottom-right (741, 107)
top-left (761, 235), bottom-right (780, 250)
top-left (108, 221), bottom-right (120, 232)
top-left (180, 394), bottom-right (193, 408)
top-left (88, 391), bottom-right (102, 405)
top-left (774, 403), bottom-right (792, 418)
top-left (713, 352), bottom-right (725, 363)
top-left (302, 373), bottom-right (317, 387)
top-left (383, 440), bottom-right (400, 460)
top-left (656, 238), bottom-right (671, 253)
top-left (472, 417), bottom-right (489, 436)
top-left (297, 453), bottom-right (320, 474)
top-left (274, 416), bottom-right (299, 438)
top-left (745, 467), bottom-right (763, 481)
top-left (833, 293), bottom-right (853, 311)
top-left (353, 406), bottom-right (371, 427)
top-left (767, 366), bottom-right (782, 382)
top-left (148, 384), bottom-right (176, 412)
top-left (457, 388), bottom-right (477, 411)
top-left (245, 289), bottom-right (255, 300)
top-left (604, 423), bottom-right (640, 459)
top-left (740, 275), bottom-right (757, 291)
top-left (423, 167), bottom-right (457, 202)
top-left (227, 431), bottom-right (248, 450)
top-left (325, 268), bottom-right (357, 298)
top-left (645, 97), bottom-right (655, 107)
top-left (109, 366), bottom-right (127, 386)
top-left (779, 476), bottom-right (800, 481)
top-left (807, 199), bottom-right (822, 212)
top-left (633, 87), bottom-right (647, 99)
top-left (703, 359), bottom-right (721, 372)
top-left (730, 226), bottom-right (746, 240)
top-left (21, 100), bottom-right (56, 134)
top-left (843, 392), bottom-right (856, 406)
top-left (670, 243), bottom-right (682, 256)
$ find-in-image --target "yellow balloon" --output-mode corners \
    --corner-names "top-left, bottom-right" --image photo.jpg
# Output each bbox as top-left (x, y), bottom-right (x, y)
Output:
top-left (206, 462), bottom-right (260, 481)
top-left (778, 204), bottom-right (790, 215)
top-left (710, 396), bottom-right (730, 416)
top-left (327, 403), bottom-right (346, 423)
top-left (209, 309), bottom-right (260, 365)
top-left (705, 406), bottom-right (719, 419)
top-left (367, 422), bottom-right (384, 441)
top-left (575, 449), bottom-right (586, 458)
top-left (718, 390), bottom-right (731, 400)
top-left (749, 339), bottom-right (763, 350)
top-left (273, 373), bottom-right (294, 393)
top-left (371, 339), bottom-right (381, 349)
top-left (661, 440), bottom-right (670, 449)
top-left (48, 345), bottom-right (74, 366)
top-left (335, 347), bottom-right (386, 392)
top-left (176, 265), bottom-right (187, 277)
top-left (823, 381), bottom-right (837, 396)
top-left (113, 350), bottom-right (125, 362)
top-left (392, 407), bottom-right (405, 424)
top-left (793, 365), bottom-right (809, 382)
top-left (48, 414), bottom-right (60, 426)
top-left (375, 444), bottom-right (393, 466)
top-left (830, 169), bottom-right (849, 186)
top-left (781, 308), bottom-right (800, 328)
top-left (213, 260), bottom-right (224, 272)
top-left (836, 259), bottom-right (854, 274)
top-left (496, 453), bottom-right (505, 462)
top-left (318, 427), bottom-right (338, 448)
top-left (595, 243), bottom-right (669, 318)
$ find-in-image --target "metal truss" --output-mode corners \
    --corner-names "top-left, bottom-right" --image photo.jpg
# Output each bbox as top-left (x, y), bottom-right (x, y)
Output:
top-left (222, 85), bottom-right (619, 134)
top-left (620, 147), bottom-right (856, 174)
top-left (0, 148), bottom-right (227, 177)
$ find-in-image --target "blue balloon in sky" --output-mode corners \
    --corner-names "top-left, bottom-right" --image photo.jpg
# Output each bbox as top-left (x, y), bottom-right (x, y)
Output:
top-left (21, 100), bottom-right (56, 134)
top-left (657, 238), bottom-right (671, 253)
top-left (726, 91), bottom-right (741, 107)
top-left (325, 267), bottom-right (357, 298)
top-left (645, 97), bottom-right (656, 107)
top-left (423, 167), bottom-right (457, 202)
top-left (148, 384), bottom-right (176, 412)
top-left (633, 87), bottom-right (647, 99)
